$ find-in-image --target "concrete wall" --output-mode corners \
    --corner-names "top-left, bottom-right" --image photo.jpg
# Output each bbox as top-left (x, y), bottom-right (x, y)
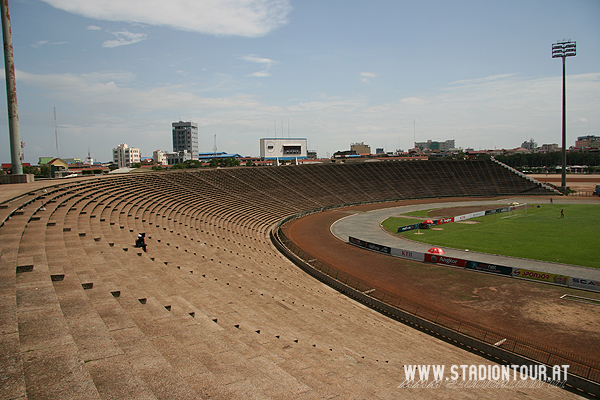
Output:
top-left (0, 174), bottom-right (34, 184)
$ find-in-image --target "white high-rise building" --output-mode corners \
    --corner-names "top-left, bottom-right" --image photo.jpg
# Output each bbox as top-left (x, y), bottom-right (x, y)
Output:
top-left (112, 143), bottom-right (141, 168)
top-left (172, 121), bottom-right (199, 159)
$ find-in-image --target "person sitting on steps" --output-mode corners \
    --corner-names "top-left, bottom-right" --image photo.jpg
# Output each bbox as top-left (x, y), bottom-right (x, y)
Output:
top-left (135, 233), bottom-right (147, 252)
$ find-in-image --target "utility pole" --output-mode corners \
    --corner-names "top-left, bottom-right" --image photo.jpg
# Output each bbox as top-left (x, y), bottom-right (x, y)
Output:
top-left (1, 0), bottom-right (22, 175)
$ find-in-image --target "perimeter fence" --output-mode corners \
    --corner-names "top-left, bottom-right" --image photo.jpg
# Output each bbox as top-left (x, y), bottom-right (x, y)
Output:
top-left (271, 212), bottom-right (600, 394)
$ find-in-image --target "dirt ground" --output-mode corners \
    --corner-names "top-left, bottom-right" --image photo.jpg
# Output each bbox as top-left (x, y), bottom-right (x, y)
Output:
top-left (529, 174), bottom-right (600, 192)
top-left (283, 198), bottom-right (600, 366)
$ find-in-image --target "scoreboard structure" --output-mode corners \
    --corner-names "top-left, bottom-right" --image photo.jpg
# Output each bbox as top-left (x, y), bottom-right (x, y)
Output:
top-left (260, 138), bottom-right (308, 160)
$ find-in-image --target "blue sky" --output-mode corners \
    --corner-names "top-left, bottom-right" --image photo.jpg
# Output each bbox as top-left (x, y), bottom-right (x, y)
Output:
top-left (2, 0), bottom-right (599, 163)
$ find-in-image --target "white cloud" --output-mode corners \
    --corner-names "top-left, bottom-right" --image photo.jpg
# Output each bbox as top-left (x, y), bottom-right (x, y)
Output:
top-left (249, 71), bottom-right (271, 78)
top-left (8, 69), bottom-right (600, 161)
top-left (102, 31), bottom-right (148, 48)
top-left (448, 73), bottom-right (517, 86)
top-left (240, 54), bottom-right (275, 77)
top-left (240, 55), bottom-right (275, 65)
top-left (400, 97), bottom-right (429, 106)
top-left (13, 69), bottom-right (267, 113)
top-left (31, 40), bottom-right (48, 48)
top-left (31, 40), bottom-right (68, 48)
top-left (360, 72), bottom-right (377, 83)
top-left (87, 25), bottom-right (102, 30)
top-left (41, 0), bottom-right (292, 37)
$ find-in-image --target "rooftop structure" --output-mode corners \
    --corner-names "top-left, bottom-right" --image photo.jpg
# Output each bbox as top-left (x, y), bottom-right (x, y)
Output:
top-left (198, 152), bottom-right (242, 160)
top-left (260, 138), bottom-right (307, 160)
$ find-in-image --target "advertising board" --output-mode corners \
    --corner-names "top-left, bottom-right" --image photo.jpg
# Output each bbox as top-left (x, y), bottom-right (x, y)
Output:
top-left (512, 268), bottom-right (569, 285)
top-left (348, 236), bottom-right (391, 254)
top-left (396, 207), bottom-right (506, 233)
top-left (390, 248), bottom-right (425, 262)
top-left (436, 217), bottom-right (454, 225)
top-left (485, 207), bottom-right (510, 215)
top-left (424, 254), bottom-right (466, 268)
top-left (465, 261), bottom-right (512, 276)
top-left (569, 277), bottom-right (600, 292)
top-left (397, 223), bottom-right (420, 233)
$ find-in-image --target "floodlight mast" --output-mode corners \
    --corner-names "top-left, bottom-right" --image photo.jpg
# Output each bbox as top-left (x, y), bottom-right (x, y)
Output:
top-left (1, 0), bottom-right (22, 175)
top-left (552, 40), bottom-right (576, 190)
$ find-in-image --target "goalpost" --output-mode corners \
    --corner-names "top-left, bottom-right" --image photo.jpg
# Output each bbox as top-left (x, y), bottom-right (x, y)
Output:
top-left (505, 203), bottom-right (528, 218)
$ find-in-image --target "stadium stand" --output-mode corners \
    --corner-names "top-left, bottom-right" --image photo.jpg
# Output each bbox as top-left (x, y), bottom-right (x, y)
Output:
top-left (1, 160), bottom-right (574, 399)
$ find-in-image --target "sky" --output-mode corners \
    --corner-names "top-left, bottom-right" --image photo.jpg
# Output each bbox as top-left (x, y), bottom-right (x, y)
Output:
top-left (1, 0), bottom-right (600, 163)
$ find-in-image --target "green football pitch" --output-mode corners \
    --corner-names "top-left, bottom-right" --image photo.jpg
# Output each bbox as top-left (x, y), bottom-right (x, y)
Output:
top-left (382, 203), bottom-right (599, 268)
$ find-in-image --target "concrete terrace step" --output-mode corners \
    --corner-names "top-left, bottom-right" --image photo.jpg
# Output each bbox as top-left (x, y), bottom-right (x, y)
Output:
top-left (0, 163), bottom-right (576, 400)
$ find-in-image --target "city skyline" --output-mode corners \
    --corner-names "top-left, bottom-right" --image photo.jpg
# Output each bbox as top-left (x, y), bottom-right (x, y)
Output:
top-left (1, 0), bottom-right (600, 163)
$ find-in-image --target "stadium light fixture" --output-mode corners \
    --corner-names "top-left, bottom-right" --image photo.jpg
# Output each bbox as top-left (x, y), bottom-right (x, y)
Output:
top-left (552, 40), bottom-right (576, 190)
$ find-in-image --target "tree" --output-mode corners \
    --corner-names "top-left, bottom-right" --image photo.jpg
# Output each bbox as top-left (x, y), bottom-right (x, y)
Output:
top-left (23, 166), bottom-right (40, 175)
top-left (208, 157), bottom-right (240, 168)
top-left (151, 165), bottom-right (165, 171)
top-left (219, 157), bottom-right (239, 167)
top-left (132, 162), bottom-right (142, 168)
top-left (182, 159), bottom-right (202, 169)
top-left (245, 160), bottom-right (254, 166)
top-left (496, 152), bottom-right (599, 169)
top-left (170, 163), bottom-right (186, 169)
top-left (39, 165), bottom-right (50, 177)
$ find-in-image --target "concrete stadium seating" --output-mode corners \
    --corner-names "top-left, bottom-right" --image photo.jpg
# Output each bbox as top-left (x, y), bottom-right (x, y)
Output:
top-left (1, 160), bottom-right (572, 399)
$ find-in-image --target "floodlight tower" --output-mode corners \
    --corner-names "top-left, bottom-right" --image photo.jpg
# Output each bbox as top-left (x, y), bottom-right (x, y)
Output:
top-left (1, 0), bottom-right (22, 175)
top-left (552, 40), bottom-right (576, 190)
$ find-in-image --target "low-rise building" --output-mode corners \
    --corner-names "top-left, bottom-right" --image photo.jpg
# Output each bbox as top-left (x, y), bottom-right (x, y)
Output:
top-left (575, 135), bottom-right (600, 148)
top-left (153, 150), bottom-right (168, 166)
top-left (540, 143), bottom-right (559, 153)
top-left (165, 150), bottom-right (192, 165)
top-left (350, 142), bottom-right (371, 156)
top-left (521, 139), bottom-right (537, 151)
top-left (415, 139), bottom-right (455, 152)
top-left (198, 152), bottom-right (242, 161)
